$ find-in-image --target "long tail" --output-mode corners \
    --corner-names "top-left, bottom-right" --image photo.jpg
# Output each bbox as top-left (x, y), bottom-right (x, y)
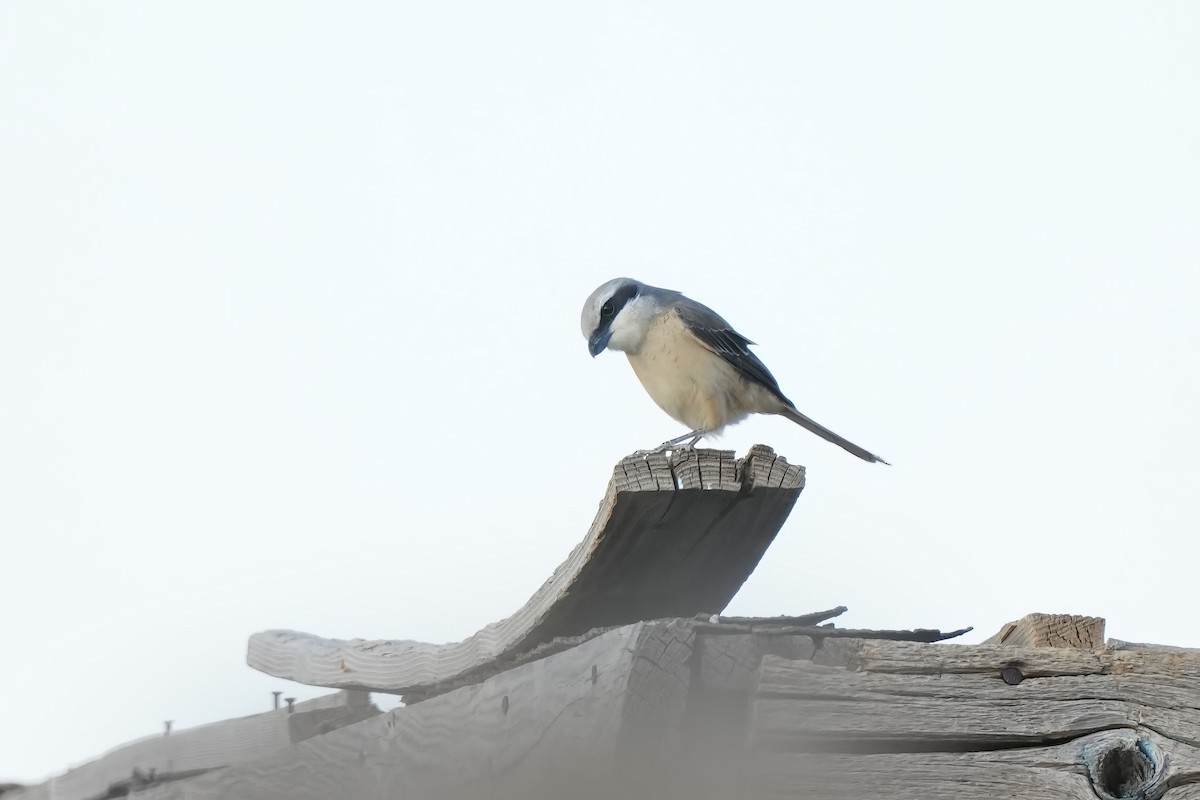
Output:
top-left (780, 405), bottom-right (890, 465)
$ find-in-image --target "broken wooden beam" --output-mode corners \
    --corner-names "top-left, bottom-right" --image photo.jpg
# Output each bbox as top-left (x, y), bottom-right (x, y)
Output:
top-left (982, 612), bottom-right (1106, 648)
top-left (247, 445), bottom-right (804, 697)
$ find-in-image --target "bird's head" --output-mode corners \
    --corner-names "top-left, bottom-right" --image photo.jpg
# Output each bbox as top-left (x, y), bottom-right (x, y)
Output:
top-left (580, 278), bottom-right (660, 357)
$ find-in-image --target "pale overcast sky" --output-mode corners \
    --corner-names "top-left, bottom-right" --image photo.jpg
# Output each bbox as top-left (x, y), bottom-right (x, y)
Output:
top-left (3, 1), bottom-right (1199, 785)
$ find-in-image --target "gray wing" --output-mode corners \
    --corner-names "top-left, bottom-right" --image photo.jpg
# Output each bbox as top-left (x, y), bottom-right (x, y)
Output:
top-left (673, 297), bottom-right (790, 403)
top-left (674, 294), bottom-right (888, 463)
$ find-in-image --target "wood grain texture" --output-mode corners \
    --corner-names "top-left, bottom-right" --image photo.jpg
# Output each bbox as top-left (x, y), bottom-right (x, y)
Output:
top-left (841, 638), bottom-right (1200, 683)
top-left (616, 620), bottom-right (696, 799)
top-left (697, 633), bottom-right (818, 693)
top-left (984, 613), bottom-right (1106, 648)
top-left (129, 622), bottom-right (694, 800)
top-left (750, 638), bottom-right (1200, 799)
top-left (751, 729), bottom-right (1200, 799)
top-left (248, 445), bottom-right (804, 698)
top-left (7, 692), bottom-right (376, 800)
top-left (1109, 639), bottom-right (1200, 655)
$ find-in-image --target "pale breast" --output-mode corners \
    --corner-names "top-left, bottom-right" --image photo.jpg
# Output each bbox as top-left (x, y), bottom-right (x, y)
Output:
top-left (624, 311), bottom-right (744, 432)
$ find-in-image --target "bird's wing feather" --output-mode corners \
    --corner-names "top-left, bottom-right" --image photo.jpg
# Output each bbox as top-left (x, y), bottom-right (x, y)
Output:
top-left (673, 298), bottom-right (789, 401)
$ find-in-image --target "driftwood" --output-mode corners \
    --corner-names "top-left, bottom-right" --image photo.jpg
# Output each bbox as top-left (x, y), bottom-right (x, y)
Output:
top-left (248, 445), bottom-right (805, 699)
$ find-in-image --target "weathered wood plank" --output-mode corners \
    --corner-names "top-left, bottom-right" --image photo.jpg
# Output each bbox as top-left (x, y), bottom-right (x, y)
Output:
top-left (697, 634), bottom-right (818, 693)
top-left (755, 688), bottom-right (1200, 751)
top-left (754, 643), bottom-right (1200, 750)
top-left (758, 653), bottom-right (1200, 717)
top-left (7, 692), bottom-right (376, 800)
top-left (248, 445), bottom-right (803, 697)
top-left (751, 729), bottom-right (1200, 799)
top-left (1109, 638), bottom-right (1200, 655)
top-left (615, 620), bottom-right (695, 798)
top-left (130, 622), bottom-right (694, 800)
top-left (30, 614), bottom-right (1200, 800)
top-left (751, 638), bottom-right (1200, 798)
top-left (842, 639), bottom-right (1200, 685)
top-left (983, 613), bottom-right (1105, 648)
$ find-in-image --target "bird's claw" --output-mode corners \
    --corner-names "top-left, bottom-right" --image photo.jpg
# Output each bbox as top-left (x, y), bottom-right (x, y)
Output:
top-left (631, 430), bottom-right (707, 462)
top-left (630, 442), bottom-right (697, 463)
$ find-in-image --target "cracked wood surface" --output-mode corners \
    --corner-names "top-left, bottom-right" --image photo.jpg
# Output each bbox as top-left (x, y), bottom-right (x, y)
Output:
top-left (131, 622), bottom-right (695, 800)
top-left (983, 612), bottom-right (1106, 648)
top-left (749, 638), bottom-right (1200, 799)
top-left (248, 445), bottom-right (803, 698)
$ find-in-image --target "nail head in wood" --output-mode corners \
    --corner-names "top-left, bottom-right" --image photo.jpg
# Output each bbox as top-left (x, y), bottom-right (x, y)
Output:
top-left (1000, 666), bottom-right (1024, 685)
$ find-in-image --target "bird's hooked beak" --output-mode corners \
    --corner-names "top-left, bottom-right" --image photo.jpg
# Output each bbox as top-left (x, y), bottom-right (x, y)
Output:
top-left (588, 329), bottom-right (612, 358)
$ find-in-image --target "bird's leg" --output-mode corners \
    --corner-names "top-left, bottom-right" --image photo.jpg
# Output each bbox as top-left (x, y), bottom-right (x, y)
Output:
top-left (629, 430), bottom-right (710, 458)
top-left (651, 429), bottom-right (708, 453)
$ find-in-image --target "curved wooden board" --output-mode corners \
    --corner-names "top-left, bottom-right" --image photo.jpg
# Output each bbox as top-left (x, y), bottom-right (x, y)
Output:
top-left (247, 445), bottom-right (804, 698)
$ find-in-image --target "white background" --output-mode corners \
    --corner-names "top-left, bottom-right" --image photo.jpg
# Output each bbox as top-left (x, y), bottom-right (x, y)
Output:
top-left (3, 1), bottom-right (1198, 784)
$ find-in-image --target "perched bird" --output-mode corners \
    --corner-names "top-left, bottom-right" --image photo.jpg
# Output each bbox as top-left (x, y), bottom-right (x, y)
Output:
top-left (580, 278), bottom-right (888, 464)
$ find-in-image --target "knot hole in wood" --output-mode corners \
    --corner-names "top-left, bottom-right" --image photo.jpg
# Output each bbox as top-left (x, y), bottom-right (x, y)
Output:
top-left (1093, 739), bottom-right (1154, 800)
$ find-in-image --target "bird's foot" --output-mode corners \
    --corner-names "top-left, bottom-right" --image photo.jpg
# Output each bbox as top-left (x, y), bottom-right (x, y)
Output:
top-left (650, 429), bottom-right (708, 454)
top-left (629, 431), bottom-right (709, 461)
top-left (630, 444), bottom-right (690, 459)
